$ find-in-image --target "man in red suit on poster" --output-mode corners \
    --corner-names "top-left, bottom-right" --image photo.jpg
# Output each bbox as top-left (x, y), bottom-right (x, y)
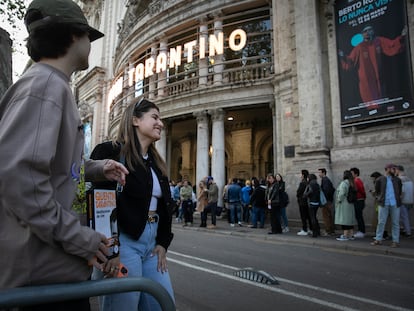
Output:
top-left (339, 25), bottom-right (407, 107)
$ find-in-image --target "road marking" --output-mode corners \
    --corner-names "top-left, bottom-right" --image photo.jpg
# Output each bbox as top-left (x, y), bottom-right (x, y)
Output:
top-left (168, 251), bottom-right (413, 311)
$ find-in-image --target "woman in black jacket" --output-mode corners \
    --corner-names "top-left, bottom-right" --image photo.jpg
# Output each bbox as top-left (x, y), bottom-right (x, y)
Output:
top-left (303, 173), bottom-right (321, 237)
top-left (92, 99), bottom-right (175, 311)
top-left (265, 173), bottom-right (284, 234)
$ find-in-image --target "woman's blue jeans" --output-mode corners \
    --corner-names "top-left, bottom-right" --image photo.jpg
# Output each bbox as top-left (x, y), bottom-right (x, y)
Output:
top-left (96, 219), bottom-right (175, 311)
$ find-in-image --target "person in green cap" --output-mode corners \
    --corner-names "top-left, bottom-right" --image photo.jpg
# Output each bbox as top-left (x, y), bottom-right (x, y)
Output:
top-left (0, 1), bottom-right (128, 310)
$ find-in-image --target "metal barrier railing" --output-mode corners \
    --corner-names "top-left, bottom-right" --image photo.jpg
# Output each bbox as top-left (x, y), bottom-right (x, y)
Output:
top-left (0, 277), bottom-right (175, 311)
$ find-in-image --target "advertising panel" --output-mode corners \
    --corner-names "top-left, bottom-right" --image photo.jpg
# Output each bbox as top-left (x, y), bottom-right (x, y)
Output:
top-left (335, 0), bottom-right (414, 125)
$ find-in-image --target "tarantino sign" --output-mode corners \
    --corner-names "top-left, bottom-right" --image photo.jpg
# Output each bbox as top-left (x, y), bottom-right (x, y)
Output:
top-left (108, 28), bottom-right (247, 105)
top-left (335, 0), bottom-right (414, 125)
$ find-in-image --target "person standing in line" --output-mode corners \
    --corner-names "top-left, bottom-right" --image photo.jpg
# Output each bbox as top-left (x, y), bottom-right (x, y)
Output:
top-left (169, 180), bottom-right (176, 202)
top-left (395, 165), bottom-right (412, 237)
top-left (226, 178), bottom-right (243, 227)
top-left (222, 178), bottom-right (233, 223)
top-left (266, 173), bottom-right (283, 234)
top-left (296, 170), bottom-right (312, 236)
top-left (180, 179), bottom-right (194, 227)
top-left (335, 171), bottom-right (357, 241)
top-left (200, 176), bottom-right (219, 228)
top-left (196, 180), bottom-right (209, 219)
top-left (350, 167), bottom-right (367, 238)
top-left (276, 173), bottom-right (289, 233)
top-left (369, 171), bottom-right (391, 240)
top-left (93, 99), bottom-right (175, 311)
top-left (173, 180), bottom-right (183, 222)
top-left (371, 164), bottom-right (402, 248)
top-left (303, 174), bottom-right (321, 238)
top-left (0, 0), bottom-right (129, 309)
top-left (249, 178), bottom-right (267, 228)
top-left (241, 180), bottom-right (253, 224)
top-left (318, 168), bottom-right (336, 236)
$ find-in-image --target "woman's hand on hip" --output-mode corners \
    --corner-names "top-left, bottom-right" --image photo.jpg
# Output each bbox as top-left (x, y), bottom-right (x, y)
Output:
top-left (152, 245), bottom-right (168, 273)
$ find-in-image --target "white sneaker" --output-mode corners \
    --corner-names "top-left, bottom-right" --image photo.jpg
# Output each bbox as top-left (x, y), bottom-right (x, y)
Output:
top-left (297, 230), bottom-right (308, 236)
top-left (282, 227), bottom-right (290, 233)
top-left (230, 223), bottom-right (235, 227)
top-left (336, 236), bottom-right (349, 241)
top-left (238, 221), bottom-right (243, 227)
top-left (354, 231), bottom-right (365, 238)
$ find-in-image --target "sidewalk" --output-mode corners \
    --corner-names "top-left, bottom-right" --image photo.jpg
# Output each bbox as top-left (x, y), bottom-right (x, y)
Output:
top-left (174, 213), bottom-right (414, 259)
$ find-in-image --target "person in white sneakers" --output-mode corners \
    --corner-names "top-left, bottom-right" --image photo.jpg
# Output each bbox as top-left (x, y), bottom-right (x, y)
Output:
top-left (335, 171), bottom-right (357, 241)
top-left (296, 170), bottom-right (312, 236)
top-left (350, 167), bottom-right (367, 238)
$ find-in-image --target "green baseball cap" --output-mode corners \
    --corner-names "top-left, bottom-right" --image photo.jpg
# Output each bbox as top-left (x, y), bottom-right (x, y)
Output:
top-left (25, 0), bottom-right (104, 42)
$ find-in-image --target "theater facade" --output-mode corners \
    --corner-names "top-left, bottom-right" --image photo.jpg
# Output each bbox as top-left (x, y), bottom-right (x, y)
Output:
top-left (74, 0), bottom-right (414, 227)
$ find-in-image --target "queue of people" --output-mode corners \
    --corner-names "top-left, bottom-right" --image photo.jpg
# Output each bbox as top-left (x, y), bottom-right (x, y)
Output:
top-left (294, 164), bottom-right (411, 248)
top-left (179, 164), bottom-right (412, 250)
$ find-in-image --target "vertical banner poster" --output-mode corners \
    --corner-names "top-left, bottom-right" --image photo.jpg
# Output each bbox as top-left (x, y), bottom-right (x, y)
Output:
top-left (87, 189), bottom-right (117, 238)
top-left (335, 0), bottom-right (414, 125)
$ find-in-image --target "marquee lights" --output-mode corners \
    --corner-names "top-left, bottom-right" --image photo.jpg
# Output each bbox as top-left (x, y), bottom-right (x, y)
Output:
top-left (108, 28), bottom-right (247, 106)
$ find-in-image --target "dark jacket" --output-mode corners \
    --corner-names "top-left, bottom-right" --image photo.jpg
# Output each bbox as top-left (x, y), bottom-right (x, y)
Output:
top-left (320, 176), bottom-right (335, 202)
top-left (90, 142), bottom-right (174, 250)
top-left (266, 181), bottom-right (285, 207)
top-left (250, 185), bottom-right (266, 208)
top-left (296, 180), bottom-right (308, 206)
top-left (303, 180), bottom-right (320, 204)
top-left (375, 175), bottom-right (402, 207)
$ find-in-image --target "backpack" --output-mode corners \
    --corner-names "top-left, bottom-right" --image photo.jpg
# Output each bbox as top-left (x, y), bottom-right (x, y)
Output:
top-left (347, 186), bottom-right (357, 203)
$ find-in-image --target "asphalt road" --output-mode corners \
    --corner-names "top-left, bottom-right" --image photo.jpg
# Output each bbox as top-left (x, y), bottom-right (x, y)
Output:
top-left (168, 223), bottom-right (414, 311)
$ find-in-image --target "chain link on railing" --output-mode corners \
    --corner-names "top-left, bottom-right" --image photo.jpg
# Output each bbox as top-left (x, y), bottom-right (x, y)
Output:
top-left (0, 277), bottom-right (175, 311)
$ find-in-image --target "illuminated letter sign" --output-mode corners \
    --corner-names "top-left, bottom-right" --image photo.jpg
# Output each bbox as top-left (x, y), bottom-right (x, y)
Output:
top-left (108, 28), bottom-right (247, 105)
top-left (229, 29), bottom-right (247, 51)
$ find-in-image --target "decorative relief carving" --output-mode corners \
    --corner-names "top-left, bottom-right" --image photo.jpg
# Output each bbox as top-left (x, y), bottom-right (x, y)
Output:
top-left (209, 108), bottom-right (225, 122)
top-left (79, 0), bottom-right (101, 20)
top-left (149, 0), bottom-right (162, 15)
top-left (78, 100), bottom-right (94, 120)
top-left (193, 110), bottom-right (209, 123)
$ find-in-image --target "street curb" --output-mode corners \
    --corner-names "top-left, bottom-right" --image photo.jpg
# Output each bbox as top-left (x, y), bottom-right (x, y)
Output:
top-left (173, 223), bottom-right (414, 259)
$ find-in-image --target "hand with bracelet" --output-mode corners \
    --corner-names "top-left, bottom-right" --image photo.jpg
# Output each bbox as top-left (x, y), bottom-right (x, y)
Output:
top-left (103, 236), bottom-right (123, 278)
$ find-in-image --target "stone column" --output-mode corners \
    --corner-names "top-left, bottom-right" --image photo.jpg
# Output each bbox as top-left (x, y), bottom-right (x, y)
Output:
top-left (212, 14), bottom-right (223, 85)
top-left (209, 108), bottom-right (225, 207)
top-left (324, 1), bottom-right (338, 149)
top-left (194, 110), bottom-right (210, 185)
top-left (198, 18), bottom-right (209, 87)
top-left (294, 0), bottom-right (330, 168)
top-left (270, 102), bottom-right (277, 174)
top-left (294, 0), bottom-right (327, 150)
top-left (271, 0), bottom-right (293, 75)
